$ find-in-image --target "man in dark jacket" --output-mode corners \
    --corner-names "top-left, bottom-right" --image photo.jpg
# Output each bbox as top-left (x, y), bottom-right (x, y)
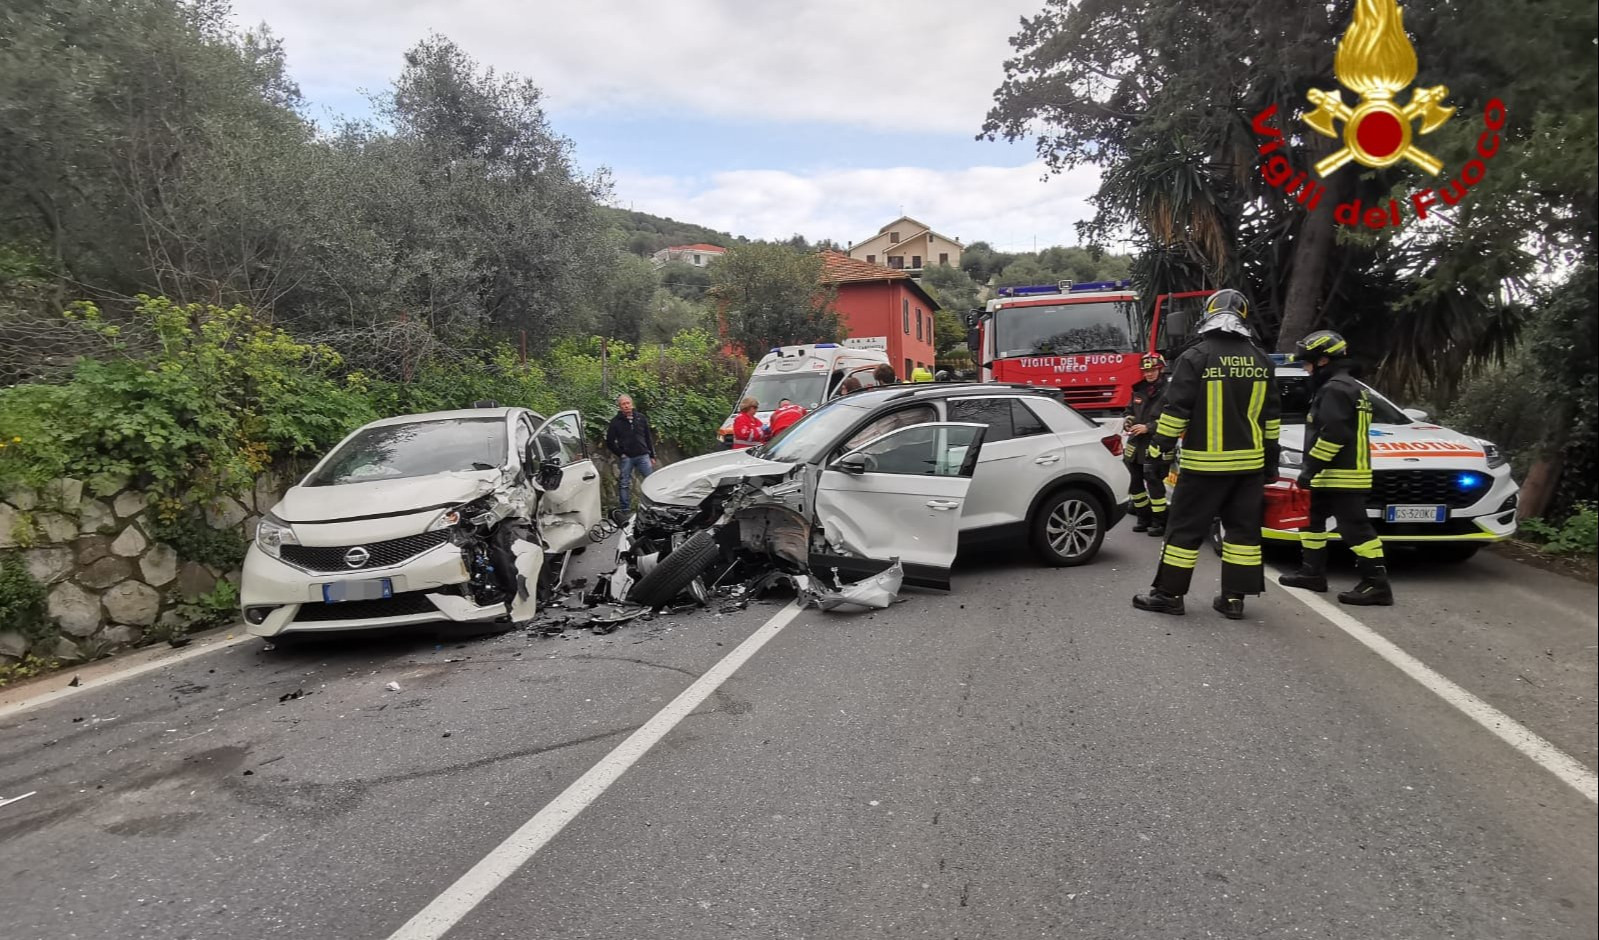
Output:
top-left (1123, 353), bottom-right (1170, 536)
top-left (1278, 331), bottom-right (1394, 605)
top-left (1133, 289), bottom-right (1281, 620)
top-left (605, 394), bottom-right (657, 513)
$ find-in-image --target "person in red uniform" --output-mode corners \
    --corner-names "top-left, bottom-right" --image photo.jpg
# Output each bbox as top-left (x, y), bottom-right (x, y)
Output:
top-left (730, 396), bottom-right (766, 449)
top-left (767, 398), bottom-right (807, 439)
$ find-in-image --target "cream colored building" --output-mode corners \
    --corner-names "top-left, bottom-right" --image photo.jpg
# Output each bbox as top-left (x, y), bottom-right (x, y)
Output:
top-left (846, 217), bottom-right (964, 275)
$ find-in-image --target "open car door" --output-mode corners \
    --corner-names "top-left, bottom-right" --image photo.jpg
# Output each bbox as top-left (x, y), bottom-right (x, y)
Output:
top-left (811, 422), bottom-right (987, 590)
top-left (532, 410), bottom-right (602, 552)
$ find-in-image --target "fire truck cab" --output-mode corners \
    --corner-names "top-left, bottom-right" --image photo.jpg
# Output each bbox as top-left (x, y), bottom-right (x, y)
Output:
top-left (968, 281), bottom-right (1210, 417)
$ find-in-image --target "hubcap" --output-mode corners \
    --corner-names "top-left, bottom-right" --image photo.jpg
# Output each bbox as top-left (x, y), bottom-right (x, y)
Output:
top-left (1045, 499), bottom-right (1099, 559)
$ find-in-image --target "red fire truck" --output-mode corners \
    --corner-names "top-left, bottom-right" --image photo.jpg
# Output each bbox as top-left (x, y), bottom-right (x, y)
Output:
top-left (968, 280), bottom-right (1212, 417)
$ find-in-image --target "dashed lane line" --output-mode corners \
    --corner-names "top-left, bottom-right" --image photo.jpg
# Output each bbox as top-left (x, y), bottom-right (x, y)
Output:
top-left (1270, 579), bottom-right (1598, 804)
top-left (384, 599), bottom-right (808, 940)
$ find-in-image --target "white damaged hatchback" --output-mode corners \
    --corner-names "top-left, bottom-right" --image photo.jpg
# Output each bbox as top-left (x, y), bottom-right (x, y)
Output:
top-left (241, 406), bottom-right (600, 637)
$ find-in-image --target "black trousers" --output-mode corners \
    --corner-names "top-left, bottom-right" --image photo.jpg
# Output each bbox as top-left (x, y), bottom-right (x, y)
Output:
top-left (1153, 472), bottom-right (1264, 596)
top-left (1300, 488), bottom-right (1385, 573)
top-left (1125, 458), bottom-right (1169, 524)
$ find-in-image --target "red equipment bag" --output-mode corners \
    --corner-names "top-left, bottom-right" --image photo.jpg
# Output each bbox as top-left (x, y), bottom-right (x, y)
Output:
top-left (1264, 479), bottom-right (1310, 530)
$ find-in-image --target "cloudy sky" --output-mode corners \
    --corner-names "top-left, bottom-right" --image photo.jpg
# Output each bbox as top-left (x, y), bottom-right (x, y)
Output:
top-left (229, 0), bottom-right (1110, 252)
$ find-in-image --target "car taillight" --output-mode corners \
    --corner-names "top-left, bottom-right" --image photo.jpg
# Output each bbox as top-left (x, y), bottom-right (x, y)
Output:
top-left (1101, 433), bottom-right (1122, 457)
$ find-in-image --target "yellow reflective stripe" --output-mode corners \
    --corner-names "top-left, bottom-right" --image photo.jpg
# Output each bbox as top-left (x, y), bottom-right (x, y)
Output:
top-left (1264, 418), bottom-right (1281, 442)
top-left (1150, 497), bottom-right (1168, 509)
top-left (1300, 531), bottom-right (1330, 549)
top-left (1311, 468), bottom-right (1372, 488)
top-left (1349, 538), bottom-right (1385, 559)
top-left (1207, 380), bottom-right (1223, 454)
top-left (1181, 456), bottom-right (1265, 471)
top-left (1155, 414), bottom-right (1188, 436)
top-left (1161, 545), bottom-right (1200, 568)
top-left (1147, 444), bottom-right (1164, 460)
top-left (1309, 439), bottom-right (1342, 461)
top-left (1221, 543), bottom-right (1262, 565)
top-left (1130, 492), bottom-right (1150, 506)
top-left (1356, 405), bottom-right (1371, 471)
top-left (1248, 380), bottom-right (1266, 450)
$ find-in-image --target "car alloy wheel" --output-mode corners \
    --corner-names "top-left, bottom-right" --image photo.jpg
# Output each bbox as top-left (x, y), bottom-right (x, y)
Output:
top-left (1047, 497), bottom-right (1100, 560)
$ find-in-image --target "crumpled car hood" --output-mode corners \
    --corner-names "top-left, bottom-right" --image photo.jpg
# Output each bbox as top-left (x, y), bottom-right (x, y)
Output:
top-left (272, 470), bottom-right (499, 523)
top-left (641, 450), bottom-right (797, 506)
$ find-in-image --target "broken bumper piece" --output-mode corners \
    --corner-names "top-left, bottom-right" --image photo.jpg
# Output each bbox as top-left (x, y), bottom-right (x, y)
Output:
top-left (800, 559), bottom-right (904, 612)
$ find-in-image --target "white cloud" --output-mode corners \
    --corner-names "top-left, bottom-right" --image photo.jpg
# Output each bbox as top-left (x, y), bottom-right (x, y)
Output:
top-left (612, 162), bottom-right (1116, 253)
top-left (229, 0), bottom-right (1043, 133)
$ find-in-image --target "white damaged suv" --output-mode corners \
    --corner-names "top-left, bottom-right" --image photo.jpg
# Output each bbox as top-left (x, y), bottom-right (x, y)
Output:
top-left (241, 406), bottom-right (600, 637)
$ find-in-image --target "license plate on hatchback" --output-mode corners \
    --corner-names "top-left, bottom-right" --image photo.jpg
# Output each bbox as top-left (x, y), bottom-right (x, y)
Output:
top-left (1385, 504), bottom-right (1447, 523)
top-left (322, 578), bottom-right (393, 603)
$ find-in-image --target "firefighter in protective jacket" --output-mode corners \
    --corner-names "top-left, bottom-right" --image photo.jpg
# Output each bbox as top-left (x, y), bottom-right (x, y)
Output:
top-left (1277, 330), bottom-right (1394, 605)
top-left (1123, 353), bottom-right (1170, 536)
top-left (1133, 289), bottom-right (1281, 620)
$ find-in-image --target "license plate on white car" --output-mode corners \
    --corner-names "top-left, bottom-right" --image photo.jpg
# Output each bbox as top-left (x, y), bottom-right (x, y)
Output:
top-left (1386, 505), bottom-right (1447, 523)
top-left (322, 578), bottom-right (393, 603)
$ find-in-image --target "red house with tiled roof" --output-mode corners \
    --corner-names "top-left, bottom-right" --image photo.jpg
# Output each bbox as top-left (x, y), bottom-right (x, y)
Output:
top-left (820, 251), bottom-right (939, 379)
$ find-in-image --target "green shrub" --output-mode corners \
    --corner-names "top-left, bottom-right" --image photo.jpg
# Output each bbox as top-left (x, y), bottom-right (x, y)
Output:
top-left (0, 654), bottom-right (58, 689)
top-left (0, 552), bottom-right (54, 643)
top-left (147, 514), bottom-right (249, 570)
top-left (1520, 502), bottom-right (1598, 557)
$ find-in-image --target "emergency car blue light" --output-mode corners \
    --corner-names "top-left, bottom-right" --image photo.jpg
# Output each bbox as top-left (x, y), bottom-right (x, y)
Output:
top-left (1457, 472), bottom-right (1487, 490)
top-left (814, 343), bottom-right (838, 348)
top-left (1067, 279), bottom-right (1133, 292)
top-left (997, 284), bottom-right (1065, 297)
top-left (1268, 353), bottom-right (1292, 365)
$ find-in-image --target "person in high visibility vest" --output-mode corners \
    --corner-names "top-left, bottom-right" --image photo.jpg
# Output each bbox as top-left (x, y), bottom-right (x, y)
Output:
top-left (767, 398), bottom-right (807, 438)
top-left (1133, 289), bottom-right (1281, 620)
top-left (1278, 330), bottom-right (1394, 606)
top-left (730, 396), bottom-right (766, 449)
top-left (911, 366), bottom-right (934, 383)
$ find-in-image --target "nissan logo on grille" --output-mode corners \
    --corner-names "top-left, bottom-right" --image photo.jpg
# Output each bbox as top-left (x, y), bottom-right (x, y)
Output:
top-left (344, 546), bottom-right (371, 569)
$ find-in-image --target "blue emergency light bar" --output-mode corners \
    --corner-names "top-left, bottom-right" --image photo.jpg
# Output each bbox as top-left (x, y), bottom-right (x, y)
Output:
top-left (1269, 352), bottom-right (1292, 365)
top-left (996, 279), bottom-right (1134, 298)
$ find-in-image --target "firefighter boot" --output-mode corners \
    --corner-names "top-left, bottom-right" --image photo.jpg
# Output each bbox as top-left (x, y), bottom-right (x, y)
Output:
top-left (1277, 556), bottom-right (1328, 592)
top-left (1211, 593), bottom-right (1246, 620)
top-left (1338, 560), bottom-right (1394, 607)
top-left (1132, 506), bottom-right (1150, 533)
top-left (1146, 512), bottom-right (1166, 538)
top-left (1132, 590), bottom-right (1185, 616)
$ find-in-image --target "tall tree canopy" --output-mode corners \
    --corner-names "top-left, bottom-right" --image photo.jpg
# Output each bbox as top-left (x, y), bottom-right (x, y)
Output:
top-left (709, 244), bottom-right (841, 356)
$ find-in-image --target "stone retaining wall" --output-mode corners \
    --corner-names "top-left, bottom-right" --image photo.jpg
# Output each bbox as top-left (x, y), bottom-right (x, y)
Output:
top-left (0, 474), bottom-right (283, 664)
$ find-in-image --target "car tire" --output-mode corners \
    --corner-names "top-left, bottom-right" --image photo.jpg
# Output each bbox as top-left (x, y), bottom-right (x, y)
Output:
top-left (627, 529), bottom-right (721, 606)
top-left (1030, 488), bottom-right (1106, 567)
top-left (1424, 543), bottom-right (1481, 563)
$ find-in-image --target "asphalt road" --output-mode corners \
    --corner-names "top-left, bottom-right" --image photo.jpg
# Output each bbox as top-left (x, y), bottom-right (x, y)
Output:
top-left (0, 530), bottom-right (1594, 940)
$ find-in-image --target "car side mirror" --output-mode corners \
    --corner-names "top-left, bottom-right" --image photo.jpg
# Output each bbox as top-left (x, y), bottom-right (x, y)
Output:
top-left (1402, 407), bottom-right (1429, 421)
top-left (832, 453), bottom-right (870, 475)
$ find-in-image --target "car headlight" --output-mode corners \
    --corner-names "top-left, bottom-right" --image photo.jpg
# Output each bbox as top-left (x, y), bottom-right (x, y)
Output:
top-left (1279, 448), bottom-right (1304, 468)
top-left (427, 507), bottom-right (463, 532)
top-left (255, 514), bottom-right (299, 559)
top-left (1475, 438), bottom-right (1507, 470)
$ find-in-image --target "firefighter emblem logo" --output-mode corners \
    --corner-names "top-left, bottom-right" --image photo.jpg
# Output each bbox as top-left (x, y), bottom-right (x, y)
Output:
top-left (1302, 0), bottom-right (1455, 177)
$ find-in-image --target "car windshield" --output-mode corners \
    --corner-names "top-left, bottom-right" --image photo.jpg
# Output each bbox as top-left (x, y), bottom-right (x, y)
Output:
top-left (994, 300), bottom-right (1138, 358)
top-left (304, 417), bottom-right (508, 486)
top-left (1275, 373), bottom-right (1411, 425)
top-left (744, 373), bottom-right (828, 411)
top-left (757, 397), bottom-right (872, 464)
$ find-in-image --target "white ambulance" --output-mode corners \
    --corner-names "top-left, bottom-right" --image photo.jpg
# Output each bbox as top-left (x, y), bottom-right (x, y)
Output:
top-left (716, 340), bottom-right (891, 448)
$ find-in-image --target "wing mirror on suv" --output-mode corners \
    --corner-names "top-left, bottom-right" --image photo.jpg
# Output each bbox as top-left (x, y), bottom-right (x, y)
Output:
top-left (1402, 407), bottom-right (1429, 422)
top-left (832, 453), bottom-right (870, 475)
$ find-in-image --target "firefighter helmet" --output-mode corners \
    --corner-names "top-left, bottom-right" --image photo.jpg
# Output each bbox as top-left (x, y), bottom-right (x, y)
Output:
top-left (1196, 289), bottom-right (1252, 337)
top-left (1140, 353), bottom-right (1166, 371)
top-left (1294, 330), bottom-right (1349, 360)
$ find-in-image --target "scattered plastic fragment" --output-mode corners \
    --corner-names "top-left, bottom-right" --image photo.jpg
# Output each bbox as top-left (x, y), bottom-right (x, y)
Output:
top-left (278, 689), bottom-right (305, 703)
top-left (385, 681), bottom-right (402, 692)
top-left (801, 561), bottom-right (904, 612)
top-left (0, 791), bottom-right (38, 810)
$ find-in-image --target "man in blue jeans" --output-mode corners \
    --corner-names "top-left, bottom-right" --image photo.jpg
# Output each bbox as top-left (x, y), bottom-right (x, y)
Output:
top-left (604, 393), bottom-right (658, 513)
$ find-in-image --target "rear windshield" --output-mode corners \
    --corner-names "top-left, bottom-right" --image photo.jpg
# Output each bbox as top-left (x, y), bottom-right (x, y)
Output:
top-left (305, 418), bottom-right (508, 486)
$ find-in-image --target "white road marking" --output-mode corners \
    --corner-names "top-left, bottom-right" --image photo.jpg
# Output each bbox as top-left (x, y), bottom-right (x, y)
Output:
top-left (1272, 582), bottom-right (1598, 804)
top-left (0, 629), bottom-right (259, 722)
top-left (385, 600), bottom-right (808, 940)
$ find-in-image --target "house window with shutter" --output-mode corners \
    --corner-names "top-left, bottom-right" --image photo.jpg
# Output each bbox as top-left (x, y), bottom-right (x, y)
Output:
top-left (912, 255), bottom-right (922, 268)
top-left (915, 309), bottom-right (923, 340)
top-left (903, 298), bottom-right (910, 333)
top-left (867, 254), bottom-right (875, 264)
top-left (939, 252), bottom-right (949, 265)
top-left (890, 231), bottom-right (901, 243)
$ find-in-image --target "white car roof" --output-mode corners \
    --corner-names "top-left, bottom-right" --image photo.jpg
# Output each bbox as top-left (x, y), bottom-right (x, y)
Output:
top-left (364, 407), bottom-right (537, 428)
